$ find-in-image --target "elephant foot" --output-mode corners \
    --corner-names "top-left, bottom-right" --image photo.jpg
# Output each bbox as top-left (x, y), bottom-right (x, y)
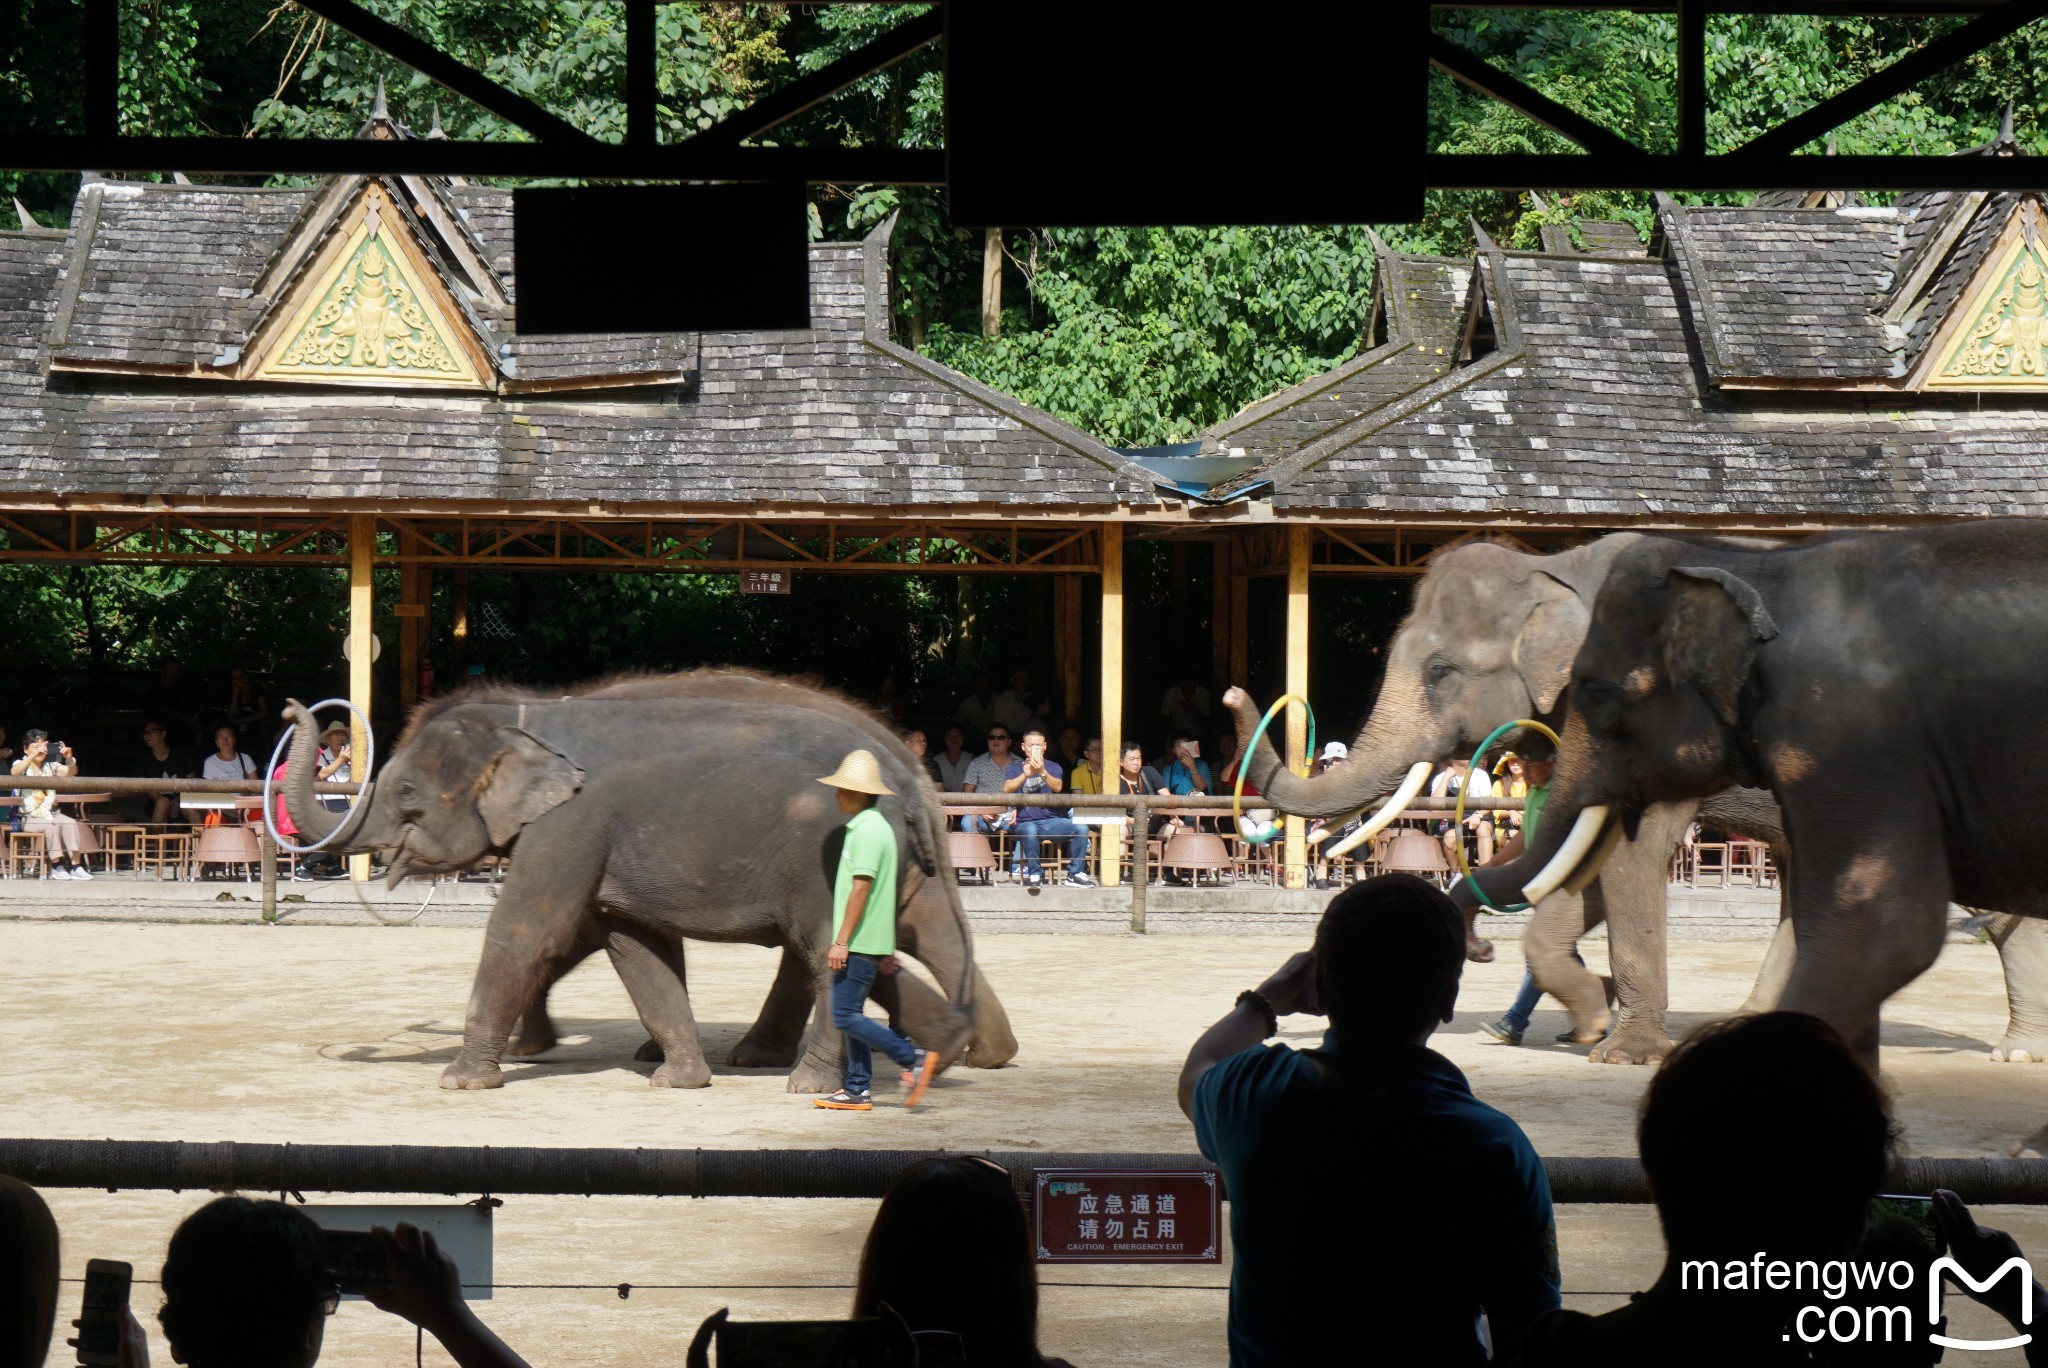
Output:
top-left (1466, 937), bottom-right (1495, 964)
top-left (505, 1023), bottom-right (558, 1058)
top-left (2011, 1123), bottom-right (2048, 1159)
top-left (726, 1038), bottom-right (799, 1069)
top-left (786, 1060), bottom-right (843, 1095)
top-left (634, 1038), bottom-right (665, 1063)
top-left (650, 1058), bottom-right (712, 1089)
top-left (1586, 1027), bottom-right (1673, 1066)
top-left (1990, 1032), bottom-right (2048, 1063)
top-left (965, 1037), bottom-right (1018, 1069)
top-left (439, 1058), bottom-right (506, 1090)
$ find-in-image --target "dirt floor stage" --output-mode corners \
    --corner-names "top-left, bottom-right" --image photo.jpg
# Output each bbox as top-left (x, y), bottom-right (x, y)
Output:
top-left (8, 920), bottom-right (2048, 1365)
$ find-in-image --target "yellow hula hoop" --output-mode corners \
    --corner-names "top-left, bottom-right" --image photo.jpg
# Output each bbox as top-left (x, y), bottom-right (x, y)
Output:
top-left (1233, 693), bottom-right (1314, 842)
top-left (1454, 719), bottom-right (1564, 910)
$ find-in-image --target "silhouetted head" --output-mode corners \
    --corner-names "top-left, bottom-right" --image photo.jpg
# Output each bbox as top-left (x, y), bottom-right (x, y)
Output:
top-left (1313, 874), bottom-right (1465, 1041)
top-left (854, 1157), bottom-right (1043, 1368)
top-left (0, 1175), bottom-right (59, 1368)
top-left (159, 1196), bottom-right (333, 1368)
top-left (1640, 1013), bottom-right (1893, 1266)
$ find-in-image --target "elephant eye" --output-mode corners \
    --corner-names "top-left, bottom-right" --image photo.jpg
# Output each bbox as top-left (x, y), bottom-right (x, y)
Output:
top-left (1426, 659), bottom-right (1457, 685)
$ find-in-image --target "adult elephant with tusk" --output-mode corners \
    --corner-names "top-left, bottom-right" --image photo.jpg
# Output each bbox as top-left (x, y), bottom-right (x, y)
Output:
top-left (1228, 531), bottom-right (2048, 1068)
top-left (280, 669), bottom-right (1015, 1093)
top-left (1455, 521), bottom-right (2048, 1102)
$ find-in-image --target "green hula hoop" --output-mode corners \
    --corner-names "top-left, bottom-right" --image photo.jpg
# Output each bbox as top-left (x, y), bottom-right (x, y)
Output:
top-left (1455, 718), bottom-right (1563, 914)
top-left (1233, 694), bottom-right (1315, 846)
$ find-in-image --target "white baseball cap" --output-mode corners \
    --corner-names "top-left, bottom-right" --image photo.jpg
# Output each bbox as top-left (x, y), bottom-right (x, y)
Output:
top-left (1319, 741), bottom-right (1349, 762)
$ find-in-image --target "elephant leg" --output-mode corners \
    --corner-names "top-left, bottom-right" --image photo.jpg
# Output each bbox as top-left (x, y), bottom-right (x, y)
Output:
top-left (1524, 889), bottom-right (1608, 1045)
top-left (1589, 801), bottom-right (1694, 1065)
top-left (786, 941), bottom-right (847, 1095)
top-left (441, 865), bottom-right (601, 1090)
top-left (602, 919), bottom-right (710, 1088)
top-left (962, 965), bottom-right (1018, 1068)
top-left (728, 944), bottom-right (813, 1068)
top-left (895, 872), bottom-right (1014, 1067)
top-left (1738, 913), bottom-right (1797, 1016)
top-left (1986, 914), bottom-right (2048, 1063)
top-left (876, 968), bottom-right (982, 1070)
top-left (507, 921), bottom-right (608, 1058)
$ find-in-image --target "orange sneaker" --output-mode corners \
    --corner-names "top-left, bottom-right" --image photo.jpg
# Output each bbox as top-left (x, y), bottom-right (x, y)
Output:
top-left (813, 1089), bottom-right (872, 1111)
top-left (902, 1050), bottom-right (943, 1107)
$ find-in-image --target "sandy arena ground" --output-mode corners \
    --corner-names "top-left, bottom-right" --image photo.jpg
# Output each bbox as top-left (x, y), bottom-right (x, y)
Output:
top-left (9, 919), bottom-right (2048, 1365)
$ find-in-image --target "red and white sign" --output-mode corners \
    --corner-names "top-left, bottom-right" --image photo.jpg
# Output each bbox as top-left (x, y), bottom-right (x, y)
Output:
top-left (1032, 1169), bottom-right (1221, 1264)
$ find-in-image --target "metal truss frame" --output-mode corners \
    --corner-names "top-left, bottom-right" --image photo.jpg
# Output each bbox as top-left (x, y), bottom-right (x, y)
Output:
top-left (14, 2), bottom-right (2048, 192)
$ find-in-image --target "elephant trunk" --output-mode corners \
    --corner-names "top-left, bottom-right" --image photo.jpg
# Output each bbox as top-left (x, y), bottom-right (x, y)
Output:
top-left (1455, 718), bottom-right (1621, 910)
top-left (278, 699), bottom-right (374, 851)
top-left (1221, 684), bottom-right (1434, 820)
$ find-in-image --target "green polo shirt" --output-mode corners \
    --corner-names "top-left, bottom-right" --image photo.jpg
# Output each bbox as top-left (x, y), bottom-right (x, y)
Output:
top-left (1523, 781), bottom-right (1550, 845)
top-left (833, 806), bottom-right (899, 956)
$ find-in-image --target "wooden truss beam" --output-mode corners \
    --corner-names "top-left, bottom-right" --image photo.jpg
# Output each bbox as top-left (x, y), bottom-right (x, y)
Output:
top-left (1427, 35), bottom-right (1643, 159)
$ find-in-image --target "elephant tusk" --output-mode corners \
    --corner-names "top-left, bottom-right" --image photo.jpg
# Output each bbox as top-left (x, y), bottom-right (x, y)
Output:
top-left (1324, 762), bottom-right (1434, 862)
top-left (1521, 805), bottom-right (1612, 907)
top-left (1306, 809), bottom-right (1364, 846)
top-left (1561, 814), bottom-right (1626, 897)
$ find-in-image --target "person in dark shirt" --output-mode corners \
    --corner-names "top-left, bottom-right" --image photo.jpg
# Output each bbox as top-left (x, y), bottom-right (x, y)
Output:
top-left (1182, 874), bottom-right (1559, 1367)
top-left (1003, 724), bottom-right (1094, 888)
top-left (133, 719), bottom-right (194, 825)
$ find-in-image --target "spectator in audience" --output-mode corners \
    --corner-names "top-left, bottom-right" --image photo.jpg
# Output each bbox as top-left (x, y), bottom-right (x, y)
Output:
top-left (1004, 725), bottom-right (1094, 888)
top-left (1497, 1012), bottom-right (1886, 1365)
top-left (1159, 669), bottom-right (1212, 739)
top-left (134, 720), bottom-right (193, 827)
top-left (853, 1156), bottom-right (1078, 1368)
top-left (222, 665), bottom-right (269, 749)
top-left (954, 672), bottom-right (999, 740)
top-left (1492, 751), bottom-right (1529, 843)
top-left (315, 724), bottom-right (353, 814)
top-left (901, 728), bottom-right (943, 787)
top-left (993, 669), bottom-right (1045, 738)
top-left (202, 724), bottom-right (257, 783)
top-left (13, 731), bottom-right (90, 880)
top-left (813, 750), bottom-right (942, 1111)
top-left (933, 724), bottom-right (973, 793)
top-left (1, 1174), bottom-right (59, 1368)
top-left (1163, 732), bottom-right (1212, 796)
top-left (1305, 746), bottom-right (1361, 890)
top-left (146, 658), bottom-right (200, 749)
top-left (960, 727), bottom-right (1016, 838)
top-left (156, 1195), bottom-right (530, 1368)
top-left (1053, 725), bottom-right (1085, 777)
top-left (1432, 755), bottom-right (1495, 866)
top-left (1070, 737), bottom-right (1106, 794)
top-left (1182, 875), bottom-right (1559, 1366)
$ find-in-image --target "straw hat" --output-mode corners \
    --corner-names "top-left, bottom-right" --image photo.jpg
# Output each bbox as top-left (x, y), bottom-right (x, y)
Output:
top-left (817, 749), bottom-right (895, 796)
top-left (321, 721), bottom-right (351, 743)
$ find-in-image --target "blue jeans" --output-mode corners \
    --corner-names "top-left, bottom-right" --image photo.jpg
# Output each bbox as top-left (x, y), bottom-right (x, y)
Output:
top-left (1502, 950), bottom-right (1586, 1032)
top-left (829, 952), bottom-right (921, 1094)
top-left (1012, 817), bottom-right (1089, 876)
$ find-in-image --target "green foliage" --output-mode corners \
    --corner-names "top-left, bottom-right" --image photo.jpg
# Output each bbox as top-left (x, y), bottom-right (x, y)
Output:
top-left (923, 226), bottom-right (1379, 445)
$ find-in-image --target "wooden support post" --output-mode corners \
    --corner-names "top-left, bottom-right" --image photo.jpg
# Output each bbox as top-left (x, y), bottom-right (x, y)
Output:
top-left (1099, 524), bottom-right (1124, 889)
top-left (1283, 525), bottom-right (1311, 889)
top-left (348, 514), bottom-right (375, 884)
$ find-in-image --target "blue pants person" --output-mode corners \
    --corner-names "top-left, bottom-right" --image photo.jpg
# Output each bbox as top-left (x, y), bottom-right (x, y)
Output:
top-left (1501, 949), bottom-right (1588, 1034)
top-left (1013, 816), bottom-right (1090, 878)
top-left (829, 952), bottom-right (922, 1095)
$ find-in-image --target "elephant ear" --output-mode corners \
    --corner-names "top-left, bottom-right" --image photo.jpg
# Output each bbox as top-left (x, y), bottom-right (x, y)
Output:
top-left (1512, 573), bottom-right (1592, 714)
top-left (477, 727), bottom-right (585, 847)
top-left (879, 794), bottom-right (939, 877)
top-left (1664, 566), bottom-right (1778, 726)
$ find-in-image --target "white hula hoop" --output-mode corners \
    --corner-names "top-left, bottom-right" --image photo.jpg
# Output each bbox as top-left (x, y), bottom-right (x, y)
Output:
top-left (263, 699), bottom-right (377, 854)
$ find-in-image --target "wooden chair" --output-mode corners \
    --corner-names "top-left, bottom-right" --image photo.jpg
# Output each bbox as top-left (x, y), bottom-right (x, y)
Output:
top-left (1689, 841), bottom-right (1730, 888)
top-left (95, 824), bottom-right (147, 875)
top-left (193, 824), bottom-right (261, 880)
top-left (1161, 832), bottom-right (1232, 886)
top-left (136, 831), bottom-right (193, 881)
top-left (948, 831), bottom-right (998, 886)
top-left (6, 830), bottom-right (47, 878)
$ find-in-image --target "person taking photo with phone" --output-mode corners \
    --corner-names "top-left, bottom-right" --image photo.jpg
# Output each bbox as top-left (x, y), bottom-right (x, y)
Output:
top-left (12, 729), bottom-right (91, 880)
top-left (813, 749), bottom-right (944, 1112)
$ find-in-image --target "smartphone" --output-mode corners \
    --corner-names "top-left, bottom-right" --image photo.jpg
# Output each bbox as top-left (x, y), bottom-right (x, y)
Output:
top-left (321, 1229), bottom-right (393, 1298)
top-left (1870, 1194), bottom-right (1948, 1255)
top-left (76, 1259), bottom-right (132, 1368)
top-left (716, 1319), bottom-right (915, 1368)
